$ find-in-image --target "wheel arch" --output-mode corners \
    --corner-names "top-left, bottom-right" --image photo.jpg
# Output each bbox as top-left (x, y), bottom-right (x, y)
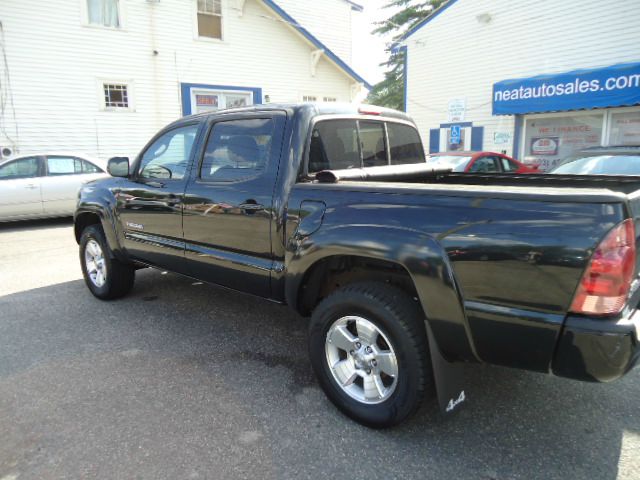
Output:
top-left (285, 225), bottom-right (478, 363)
top-left (74, 208), bottom-right (125, 261)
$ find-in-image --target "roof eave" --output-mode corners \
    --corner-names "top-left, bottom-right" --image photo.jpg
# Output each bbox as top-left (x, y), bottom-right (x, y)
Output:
top-left (261, 0), bottom-right (372, 90)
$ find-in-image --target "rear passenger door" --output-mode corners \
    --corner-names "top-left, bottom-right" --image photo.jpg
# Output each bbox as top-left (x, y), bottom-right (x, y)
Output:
top-left (182, 113), bottom-right (286, 297)
top-left (41, 155), bottom-right (106, 214)
top-left (0, 156), bottom-right (43, 219)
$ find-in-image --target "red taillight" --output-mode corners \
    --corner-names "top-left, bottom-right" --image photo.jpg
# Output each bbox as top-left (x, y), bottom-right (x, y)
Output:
top-left (570, 219), bottom-right (636, 316)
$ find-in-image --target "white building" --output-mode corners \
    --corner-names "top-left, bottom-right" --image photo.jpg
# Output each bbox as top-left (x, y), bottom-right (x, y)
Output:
top-left (0, 0), bottom-right (370, 160)
top-left (403, 0), bottom-right (640, 170)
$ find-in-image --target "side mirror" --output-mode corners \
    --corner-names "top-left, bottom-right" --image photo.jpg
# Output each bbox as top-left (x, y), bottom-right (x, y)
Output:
top-left (107, 157), bottom-right (130, 177)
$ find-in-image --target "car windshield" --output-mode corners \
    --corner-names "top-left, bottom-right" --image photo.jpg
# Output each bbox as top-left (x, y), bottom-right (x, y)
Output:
top-left (427, 155), bottom-right (472, 172)
top-left (550, 155), bottom-right (640, 175)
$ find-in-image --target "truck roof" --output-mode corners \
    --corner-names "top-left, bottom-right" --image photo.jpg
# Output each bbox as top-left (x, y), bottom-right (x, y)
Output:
top-left (179, 102), bottom-right (414, 124)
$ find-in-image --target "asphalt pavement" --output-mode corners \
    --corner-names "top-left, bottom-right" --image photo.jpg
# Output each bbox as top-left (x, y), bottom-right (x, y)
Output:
top-left (0, 218), bottom-right (638, 480)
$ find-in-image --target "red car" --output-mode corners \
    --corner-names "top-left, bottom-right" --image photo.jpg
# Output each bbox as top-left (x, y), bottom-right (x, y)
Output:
top-left (427, 151), bottom-right (539, 173)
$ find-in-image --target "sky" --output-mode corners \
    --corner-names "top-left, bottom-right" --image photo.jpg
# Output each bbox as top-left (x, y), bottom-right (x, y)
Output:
top-left (351, 0), bottom-right (400, 86)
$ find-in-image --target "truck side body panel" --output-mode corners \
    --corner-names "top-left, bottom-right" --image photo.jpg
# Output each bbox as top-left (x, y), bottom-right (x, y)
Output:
top-left (284, 183), bottom-right (624, 371)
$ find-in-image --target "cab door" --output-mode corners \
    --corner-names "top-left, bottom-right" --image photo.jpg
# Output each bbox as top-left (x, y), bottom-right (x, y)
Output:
top-left (182, 113), bottom-right (286, 297)
top-left (115, 122), bottom-right (202, 273)
top-left (0, 156), bottom-right (44, 220)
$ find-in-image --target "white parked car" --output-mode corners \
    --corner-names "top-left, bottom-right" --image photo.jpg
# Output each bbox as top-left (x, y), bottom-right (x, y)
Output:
top-left (0, 152), bottom-right (109, 222)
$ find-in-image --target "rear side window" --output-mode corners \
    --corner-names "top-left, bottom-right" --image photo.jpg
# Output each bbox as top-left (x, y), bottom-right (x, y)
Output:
top-left (469, 156), bottom-right (499, 173)
top-left (47, 156), bottom-right (82, 175)
top-left (200, 118), bottom-right (274, 182)
top-left (501, 157), bottom-right (518, 172)
top-left (82, 160), bottom-right (104, 173)
top-left (387, 123), bottom-right (424, 165)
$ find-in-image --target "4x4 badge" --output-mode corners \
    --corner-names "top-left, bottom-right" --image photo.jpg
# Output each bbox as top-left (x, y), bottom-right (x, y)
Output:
top-left (446, 390), bottom-right (466, 412)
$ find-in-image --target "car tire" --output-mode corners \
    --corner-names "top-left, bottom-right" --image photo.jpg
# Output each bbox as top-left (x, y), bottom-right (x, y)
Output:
top-left (309, 282), bottom-right (433, 428)
top-left (80, 224), bottom-right (135, 300)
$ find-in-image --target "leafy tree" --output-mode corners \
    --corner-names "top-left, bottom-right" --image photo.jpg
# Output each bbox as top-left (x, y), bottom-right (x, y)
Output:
top-left (366, 0), bottom-right (446, 110)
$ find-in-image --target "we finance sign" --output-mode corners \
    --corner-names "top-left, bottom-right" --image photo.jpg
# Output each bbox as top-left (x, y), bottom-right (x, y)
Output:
top-left (492, 62), bottom-right (640, 115)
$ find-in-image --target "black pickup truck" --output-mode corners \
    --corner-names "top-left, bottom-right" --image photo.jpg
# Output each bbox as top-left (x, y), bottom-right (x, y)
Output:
top-left (75, 103), bottom-right (640, 427)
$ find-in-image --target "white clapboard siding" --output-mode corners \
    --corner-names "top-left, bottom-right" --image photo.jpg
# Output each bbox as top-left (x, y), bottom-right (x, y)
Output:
top-left (405, 0), bottom-right (640, 153)
top-left (276, 0), bottom-right (354, 62)
top-left (0, 0), bottom-right (358, 160)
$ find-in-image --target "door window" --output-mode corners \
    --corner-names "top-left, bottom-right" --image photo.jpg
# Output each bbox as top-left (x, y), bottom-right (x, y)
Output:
top-left (359, 121), bottom-right (387, 167)
top-left (387, 123), bottom-right (424, 165)
top-left (0, 157), bottom-right (40, 179)
top-left (47, 156), bottom-right (82, 175)
top-left (500, 157), bottom-right (519, 172)
top-left (469, 156), bottom-right (499, 173)
top-left (139, 124), bottom-right (199, 180)
top-left (200, 118), bottom-right (275, 182)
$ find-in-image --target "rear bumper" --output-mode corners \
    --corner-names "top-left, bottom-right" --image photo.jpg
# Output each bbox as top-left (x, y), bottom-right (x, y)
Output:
top-left (552, 308), bottom-right (640, 382)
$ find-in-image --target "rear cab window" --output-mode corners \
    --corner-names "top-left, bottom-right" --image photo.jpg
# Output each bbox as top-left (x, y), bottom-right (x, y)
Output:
top-left (307, 118), bottom-right (424, 174)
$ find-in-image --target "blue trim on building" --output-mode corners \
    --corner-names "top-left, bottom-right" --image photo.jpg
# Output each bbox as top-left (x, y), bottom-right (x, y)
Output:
top-left (429, 129), bottom-right (440, 153)
top-left (402, 46), bottom-right (408, 112)
top-left (471, 126), bottom-right (484, 151)
top-left (180, 83), bottom-right (263, 116)
top-left (439, 121), bottom-right (473, 128)
top-left (343, 0), bottom-right (364, 12)
top-left (402, 0), bottom-right (459, 41)
top-left (512, 115), bottom-right (523, 160)
top-left (264, 0), bottom-right (372, 89)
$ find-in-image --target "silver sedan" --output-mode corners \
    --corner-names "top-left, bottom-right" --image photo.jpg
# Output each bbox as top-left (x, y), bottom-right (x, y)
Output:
top-left (0, 153), bottom-right (109, 222)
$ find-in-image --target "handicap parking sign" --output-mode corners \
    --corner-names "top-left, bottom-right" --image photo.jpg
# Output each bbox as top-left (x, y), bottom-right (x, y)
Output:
top-left (450, 125), bottom-right (461, 145)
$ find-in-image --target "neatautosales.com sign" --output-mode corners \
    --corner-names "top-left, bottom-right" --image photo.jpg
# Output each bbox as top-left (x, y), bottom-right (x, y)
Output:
top-left (492, 62), bottom-right (640, 115)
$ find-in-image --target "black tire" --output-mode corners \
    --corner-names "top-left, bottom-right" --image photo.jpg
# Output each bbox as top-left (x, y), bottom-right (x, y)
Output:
top-left (79, 224), bottom-right (135, 300)
top-left (309, 282), bottom-right (433, 428)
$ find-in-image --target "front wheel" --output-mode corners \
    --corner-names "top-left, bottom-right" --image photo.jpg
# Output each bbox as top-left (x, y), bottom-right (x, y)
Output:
top-left (80, 225), bottom-right (135, 300)
top-left (309, 282), bottom-right (433, 428)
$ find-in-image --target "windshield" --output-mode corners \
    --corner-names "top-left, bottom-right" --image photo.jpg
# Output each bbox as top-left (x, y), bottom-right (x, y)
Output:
top-left (550, 155), bottom-right (640, 175)
top-left (427, 155), bottom-right (472, 172)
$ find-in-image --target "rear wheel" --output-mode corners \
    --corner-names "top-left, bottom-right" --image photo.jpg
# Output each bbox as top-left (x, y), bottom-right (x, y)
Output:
top-left (309, 282), bottom-right (432, 428)
top-left (80, 225), bottom-right (135, 300)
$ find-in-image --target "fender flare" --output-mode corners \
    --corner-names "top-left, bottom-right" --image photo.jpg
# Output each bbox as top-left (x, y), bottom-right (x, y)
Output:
top-left (75, 201), bottom-right (126, 262)
top-left (285, 224), bottom-right (479, 363)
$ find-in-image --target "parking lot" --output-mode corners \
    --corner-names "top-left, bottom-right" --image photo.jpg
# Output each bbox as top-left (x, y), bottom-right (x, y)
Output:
top-left (0, 218), bottom-right (638, 480)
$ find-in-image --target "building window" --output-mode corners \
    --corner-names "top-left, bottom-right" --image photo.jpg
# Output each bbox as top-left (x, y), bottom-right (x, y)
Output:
top-left (197, 0), bottom-right (222, 39)
top-left (302, 95), bottom-right (317, 102)
top-left (609, 111), bottom-right (640, 146)
top-left (323, 97), bottom-right (337, 102)
top-left (523, 113), bottom-right (603, 171)
top-left (87, 0), bottom-right (120, 28)
top-left (104, 83), bottom-right (129, 109)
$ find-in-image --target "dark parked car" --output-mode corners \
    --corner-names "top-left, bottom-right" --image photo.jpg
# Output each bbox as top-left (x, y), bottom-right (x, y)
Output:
top-left (549, 146), bottom-right (640, 175)
top-left (75, 104), bottom-right (639, 428)
top-left (426, 151), bottom-right (539, 173)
